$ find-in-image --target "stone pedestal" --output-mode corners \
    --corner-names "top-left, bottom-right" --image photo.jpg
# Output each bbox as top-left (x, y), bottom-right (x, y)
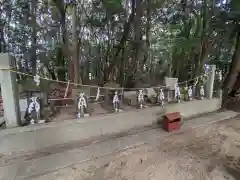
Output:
top-left (206, 65), bottom-right (216, 99)
top-left (167, 90), bottom-right (175, 102)
top-left (216, 89), bottom-right (223, 99)
top-left (164, 77), bottom-right (178, 102)
top-left (0, 53), bottom-right (20, 128)
top-left (123, 91), bottom-right (137, 106)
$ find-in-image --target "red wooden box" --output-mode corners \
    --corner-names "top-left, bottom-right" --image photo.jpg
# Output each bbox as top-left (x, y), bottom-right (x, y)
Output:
top-left (163, 112), bottom-right (181, 132)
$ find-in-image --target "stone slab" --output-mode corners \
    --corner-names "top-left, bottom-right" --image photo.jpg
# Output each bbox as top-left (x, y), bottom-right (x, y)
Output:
top-left (164, 77), bottom-right (178, 90)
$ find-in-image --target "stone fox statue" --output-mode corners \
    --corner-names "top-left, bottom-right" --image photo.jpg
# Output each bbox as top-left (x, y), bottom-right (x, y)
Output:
top-left (113, 91), bottom-right (120, 112)
top-left (77, 93), bottom-right (87, 118)
top-left (24, 97), bottom-right (40, 125)
top-left (137, 89), bottom-right (144, 108)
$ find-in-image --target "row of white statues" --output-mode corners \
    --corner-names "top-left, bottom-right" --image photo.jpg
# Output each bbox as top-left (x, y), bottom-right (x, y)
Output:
top-left (175, 85), bottom-right (205, 102)
top-left (76, 84), bottom-right (205, 118)
top-left (26, 66), bottom-right (215, 122)
top-left (26, 84), bottom-right (205, 122)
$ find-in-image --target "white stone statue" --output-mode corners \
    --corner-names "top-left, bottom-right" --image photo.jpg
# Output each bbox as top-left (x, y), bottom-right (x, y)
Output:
top-left (95, 87), bottom-right (100, 101)
top-left (200, 85), bottom-right (205, 99)
top-left (138, 89), bottom-right (144, 109)
top-left (77, 93), bottom-right (87, 118)
top-left (184, 85), bottom-right (188, 101)
top-left (218, 70), bottom-right (222, 81)
top-left (34, 74), bottom-right (40, 86)
top-left (113, 91), bottom-right (120, 112)
top-left (188, 86), bottom-right (193, 100)
top-left (175, 84), bottom-right (181, 103)
top-left (204, 64), bottom-right (209, 76)
top-left (28, 97), bottom-right (40, 124)
top-left (158, 88), bottom-right (165, 106)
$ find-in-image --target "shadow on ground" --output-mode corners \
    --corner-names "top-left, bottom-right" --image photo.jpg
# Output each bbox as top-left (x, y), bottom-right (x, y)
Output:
top-left (226, 167), bottom-right (240, 179)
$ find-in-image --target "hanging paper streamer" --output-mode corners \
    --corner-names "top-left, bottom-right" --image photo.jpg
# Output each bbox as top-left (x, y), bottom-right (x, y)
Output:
top-left (188, 86), bottom-right (193, 100)
top-left (194, 77), bottom-right (199, 87)
top-left (175, 84), bottom-right (181, 103)
top-left (200, 85), bottom-right (205, 99)
top-left (28, 97), bottom-right (41, 124)
top-left (95, 87), bottom-right (100, 101)
top-left (138, 89), bottom-right (144, 109)
top-left (64, 80), bottom-right (70, 98)
top-left (77, 93), bottom-right (87, 119)
top-left (113, 91), bottom-right (120, 112)
top-left (158, 88), bottom-right (164, 106)
top-left (34, 74), bottom-right (40, 86)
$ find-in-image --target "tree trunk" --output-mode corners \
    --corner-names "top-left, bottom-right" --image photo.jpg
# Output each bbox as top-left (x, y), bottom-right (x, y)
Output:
top-left (104, 19), bottom-right (111, 82)
top-left (223, 29), bottom-right (240, 99)
top-left (131, 0), bottom-right (142, 81)
top-left (194, 0), bottom-right (213, 78)
top-left (0, 27), bottom-right (6, 53)
top-left (229, 72), bottom-right (240, 97)
top-left (53, 0), bottom-right (73, 81)
top-left (106, 4), bottom-right (135, 81)
top-left (30, 0), bottom-right (37, 74)
top-left (133, 0), bottom-right (141, 66)
top-left (72, 2), bottom-right (81, 84)
top-left (172, 0), bottom-right (190, 79)
top-left (143, 0), bottom-right (151, 66)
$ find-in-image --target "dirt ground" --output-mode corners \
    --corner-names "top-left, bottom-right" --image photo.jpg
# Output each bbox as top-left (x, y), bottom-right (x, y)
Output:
top-left (32, 118), bottom-right (240, 180)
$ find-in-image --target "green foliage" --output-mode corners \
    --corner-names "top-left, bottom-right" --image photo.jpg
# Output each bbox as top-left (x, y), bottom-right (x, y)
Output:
top-left (230, 0), bottom-right (240, 12)
top-left (103, 0), bottom-right (122, 12)
top-left (1, 0), bottom-right (238, 85)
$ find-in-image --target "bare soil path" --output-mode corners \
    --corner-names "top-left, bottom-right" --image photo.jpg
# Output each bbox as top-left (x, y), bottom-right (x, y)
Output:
top-left (29, 117), bottom-right (240, 180)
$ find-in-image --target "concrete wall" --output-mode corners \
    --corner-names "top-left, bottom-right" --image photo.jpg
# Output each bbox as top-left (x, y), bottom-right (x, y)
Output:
top-left (0, 98), bottom-right (221, 155)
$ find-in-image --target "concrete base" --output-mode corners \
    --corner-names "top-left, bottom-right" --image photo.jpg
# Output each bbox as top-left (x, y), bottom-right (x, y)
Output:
top-left (0, 98), bottom-right (222, 156)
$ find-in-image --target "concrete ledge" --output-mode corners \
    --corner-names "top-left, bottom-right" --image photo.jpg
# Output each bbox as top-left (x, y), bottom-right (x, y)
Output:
top-left (0, 98), bottom-right (222, 155)
top-left (165, 98), bottom-right (222, 118)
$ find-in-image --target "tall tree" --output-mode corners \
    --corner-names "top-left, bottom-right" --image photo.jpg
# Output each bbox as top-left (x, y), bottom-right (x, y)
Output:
top-left (71, 1), bottom-right (81, 84)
